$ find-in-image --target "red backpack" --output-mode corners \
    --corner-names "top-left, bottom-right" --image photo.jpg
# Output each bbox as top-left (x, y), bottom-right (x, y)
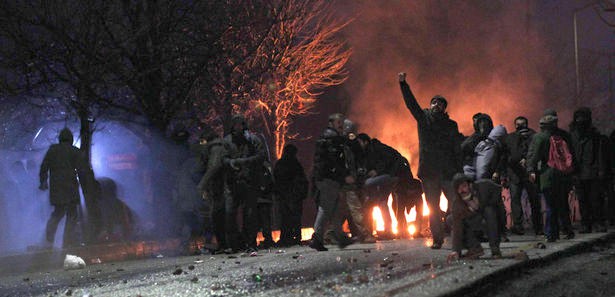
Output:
top-left (547, 135), bottom-right (574, 174)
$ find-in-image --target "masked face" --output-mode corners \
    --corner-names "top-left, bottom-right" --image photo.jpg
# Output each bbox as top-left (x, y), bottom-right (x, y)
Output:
top-left (515, 119), bottom-right (528, 131)
top-left (575, 116), bottom-right (589, 130)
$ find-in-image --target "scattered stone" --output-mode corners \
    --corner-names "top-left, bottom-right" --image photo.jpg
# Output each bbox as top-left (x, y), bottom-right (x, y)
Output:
top-left (191, 277), bottom-right (199, 283)
top-left (391, 252), bottom-right (399, 256)
top-left (343, 275), bottom-right (353, 283)
top-left (600, 272), bottom-right (608, 275)
top-left (363, 249), bottom-right (371, 253)
top-left (64, 289), bottom-right (72, 296)
top-left (235, 261), bottom-right (241, 264)
top-left (194, 260), bottom-right (204, 264)
top-left (23, 278), bottom-right (29, 282)
top-left (188, 265), bottom-right (195, 270)
top-left (453, 278), bottom-right (459, 283)
top-left (63, 255), bottom-right (86, 270)
top-left (292, 255), bottom-right (304, 259)
top-left (513, 251), bottom-right (530, 261)
top-left (259, 267), bottom-right (263, 273)
top-left (172, 268), bottom-right (183, 275)
top-left (122, 280), bottom-right (127, 284)
top-left (116, 268), bottom-right (125, 272)
top-left (469, 265), bottom-right (474, 270)
top-left (358, 275), bottom-right (369, 284)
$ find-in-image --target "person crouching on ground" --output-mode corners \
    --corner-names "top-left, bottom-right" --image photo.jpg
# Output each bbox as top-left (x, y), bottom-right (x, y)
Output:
top-left (448, 174), bottom-right (502, 261)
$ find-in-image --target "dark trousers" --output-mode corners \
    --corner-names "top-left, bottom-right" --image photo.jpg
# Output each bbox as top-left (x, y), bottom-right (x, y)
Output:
top-left (422, 176), bottom-right (455, 243)
top-left (448, 205), bottom-right (500, 251)
top-left (543, 179), bottom-right (573, 239)
top-left (256, 203), bottom-right (273, 244)
top-left (605, 177), bottom-right (615, 224)
top-left (46, 203), bottom-right (79, 248)
top-left (510, 179), bottom-right (542, 232)
top-left (312, 179), bottom-right (344, 242)
top-left (576, 179), bottom-right (605, 229)
top-left (279, 197), bottom-right (303, 245)
top-left (226, 180), bottom-right (258, 250)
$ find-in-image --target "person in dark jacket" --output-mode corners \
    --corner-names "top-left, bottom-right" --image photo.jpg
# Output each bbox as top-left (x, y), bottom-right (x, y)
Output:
top-left (223, 115), bottom-right (266, 253)
top-left (256, 160), bottom-right (275, 249)
top-left (309, 113), bottom-right (354, 251)
top-left (274, 144), bottom-right (309, 247)
top-left (398, 72), bottom-right (463, 249)
top-left (197, 129), bottom-right (229, 254)
top-left (504, 116), bottom-right (542, 235)
top-left (569, 107), bottom-right (607, 233)
top-left (447, 174), bottom-right (502, 261)
top-left (39, 128), bottom-right (86, 248)
top-left (461, 113), bottom-right (494, 168)
top-left (527, 109), bottom-right (576, 242)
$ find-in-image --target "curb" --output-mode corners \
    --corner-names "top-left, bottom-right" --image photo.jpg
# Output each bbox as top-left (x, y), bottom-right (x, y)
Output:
top-left (440, 231), bottom-right (615, 297)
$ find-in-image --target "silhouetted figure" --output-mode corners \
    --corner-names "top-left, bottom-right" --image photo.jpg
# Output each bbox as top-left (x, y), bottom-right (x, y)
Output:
top-left (274, 144), bottom-right (308, 247)
top-left (39, 128), bottom-right (86, 248)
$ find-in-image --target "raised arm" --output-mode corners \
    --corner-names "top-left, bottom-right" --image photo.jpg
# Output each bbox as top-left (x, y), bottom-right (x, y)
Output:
top-left (398, 72), bottom-right (426, 124)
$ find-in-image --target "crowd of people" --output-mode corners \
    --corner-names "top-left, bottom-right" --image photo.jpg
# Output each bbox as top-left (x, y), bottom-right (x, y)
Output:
top-left (38, 73), bottom-right (615, 260)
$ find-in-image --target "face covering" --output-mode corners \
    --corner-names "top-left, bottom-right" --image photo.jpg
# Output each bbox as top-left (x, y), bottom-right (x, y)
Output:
top-left (461, 193), bottom-right (473, 201)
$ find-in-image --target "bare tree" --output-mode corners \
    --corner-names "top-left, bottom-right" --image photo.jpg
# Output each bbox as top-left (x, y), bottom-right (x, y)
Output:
top-left (190, 0), bottom-right (351, 159)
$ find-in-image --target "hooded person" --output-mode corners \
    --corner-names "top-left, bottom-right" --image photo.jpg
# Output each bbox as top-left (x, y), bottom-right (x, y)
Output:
top-left (398, 72), bottom-right (463, 249)
top-left (504, 116), bottom-right (542, 236)
top-left (527, 108), bottom-right (576, 242)
top-left (569, 107), bottom-right (608, 233)
top-left (223, 115), bottom-right (266, 253)
top-left (472, 124), bottom-right (508, 181)
top-left (39, 128), bottom-right (87, 248)
top-left (447, 173), bottom-right (502, 261)
top-left (461, 113), bottom-right (494, 168)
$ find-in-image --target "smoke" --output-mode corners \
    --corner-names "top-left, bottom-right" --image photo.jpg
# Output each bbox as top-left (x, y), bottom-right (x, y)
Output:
top-left (339, 0), bottom-right (554, 170)
top-left (0, 121), bottom-right (187, 255)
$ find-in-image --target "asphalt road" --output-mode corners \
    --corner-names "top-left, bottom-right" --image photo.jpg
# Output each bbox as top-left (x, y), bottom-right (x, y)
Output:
top-left (0, 231), bottom-right (612, 297)
top-left (488, 238), bottom-right (615, 297)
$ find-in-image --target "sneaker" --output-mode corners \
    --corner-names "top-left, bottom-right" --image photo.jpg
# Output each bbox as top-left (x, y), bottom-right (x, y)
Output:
top-left (361, 235), bottom-right (377, 244)
top-left (510, 226), bottom-right (525, 235)
top-left (337, 237), bottom-right (354, 249)
top-left (464, 246), bottom-right (484, 259)
top-left (309, 239), bottom-right (328, 252)
top-left (564, 232), bottom-right (575, 240)
top-left (430, 240), bottom-right (443, 250)
top-left (491, 247), bottom-right (502, 258)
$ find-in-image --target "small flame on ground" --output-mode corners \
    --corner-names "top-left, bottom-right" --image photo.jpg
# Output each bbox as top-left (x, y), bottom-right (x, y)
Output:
top-left (372, 206), bottom-right (385, 232)
top-left (386, 194), bottom-right (398, 234)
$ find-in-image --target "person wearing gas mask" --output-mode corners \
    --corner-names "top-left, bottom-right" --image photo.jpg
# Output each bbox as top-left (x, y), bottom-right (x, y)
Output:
top-left (223, 115), bottom-right (266, 253)
top-left (569, 107), bottom-right (608, 233)
top-left (398, 72), bottom-right (463, 249)
top-left (504, 116), bottom-right (542, 236)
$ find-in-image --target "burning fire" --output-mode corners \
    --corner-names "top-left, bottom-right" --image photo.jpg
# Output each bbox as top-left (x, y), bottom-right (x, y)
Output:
top-left (371, 192), bottom-right (448, 238)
